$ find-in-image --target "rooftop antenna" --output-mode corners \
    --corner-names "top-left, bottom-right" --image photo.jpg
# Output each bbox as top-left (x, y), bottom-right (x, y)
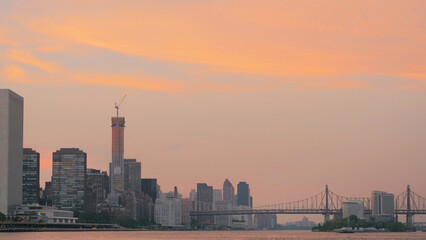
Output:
top-left (115, 95), bottom-right (127, 117)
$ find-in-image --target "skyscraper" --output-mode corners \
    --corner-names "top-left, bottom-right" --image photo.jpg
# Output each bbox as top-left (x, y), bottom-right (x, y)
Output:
top-left (197, 183), bottom-right (214, 223)
top-left (85, 168), bottom-right (109, 212)
top-left (141, 178), bottom-right (157, 203)
top-left (0, 89), bottom-right (24, 215)
top-left (110, 117), bottom-right (125, 192)
top-left (124, 158), bottom-right (141, 192)
top-left (237, 181), bottom-right (250, 207)
top-left (223, 179), bottom-right (235, 204)
top-left (22, 148), bottom-right (40, 204)
top-left (52, 148), bottom-right (87, 210)
top-left (197, 183), bottom-right (213, 206)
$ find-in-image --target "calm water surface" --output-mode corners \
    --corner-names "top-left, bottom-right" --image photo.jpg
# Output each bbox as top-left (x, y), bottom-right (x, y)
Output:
top-left (1, 230), bottom-right (426, 240)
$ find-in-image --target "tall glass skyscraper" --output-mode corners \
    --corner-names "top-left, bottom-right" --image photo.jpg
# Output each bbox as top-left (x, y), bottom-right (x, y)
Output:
top-left (110, 117), bottom-right (125, 192)
top-left (52, 148), bottom-right (87, 210)
top-left (237, 181), bottom-right (250, 207)
top-left (22, 148), bottom-right (40, 204)
top-left (222, 179), bottom-right (235, 204)
top-left (0, 89), bottom-right (24, 215)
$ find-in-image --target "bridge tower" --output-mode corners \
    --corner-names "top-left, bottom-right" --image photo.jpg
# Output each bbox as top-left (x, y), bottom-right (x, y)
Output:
top-left (324, 185), bottom-right (330, 222)
top-left (407, 185), bottom-right (412, 228)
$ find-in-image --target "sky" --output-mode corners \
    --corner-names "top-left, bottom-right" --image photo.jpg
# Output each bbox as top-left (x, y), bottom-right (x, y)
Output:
top-left (1, 0), bottom-right (426, 222)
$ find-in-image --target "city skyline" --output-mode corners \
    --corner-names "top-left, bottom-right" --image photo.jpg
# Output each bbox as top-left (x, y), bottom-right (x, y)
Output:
top-left (1, 88), bottom-right (426, 225)
top-left (1, 0), bottom-right (426, 220)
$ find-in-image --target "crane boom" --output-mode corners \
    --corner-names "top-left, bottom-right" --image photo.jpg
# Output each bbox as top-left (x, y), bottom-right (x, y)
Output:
top-left (114, 94), bottom-right (127, 117)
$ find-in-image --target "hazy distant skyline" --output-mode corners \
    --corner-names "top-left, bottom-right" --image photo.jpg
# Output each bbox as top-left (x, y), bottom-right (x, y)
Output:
top-left (1, 0), bottom-right (426, 220)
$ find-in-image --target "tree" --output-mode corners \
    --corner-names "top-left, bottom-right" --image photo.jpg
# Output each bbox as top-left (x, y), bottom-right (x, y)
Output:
top-left (0, 212), bottom-right (6, 221)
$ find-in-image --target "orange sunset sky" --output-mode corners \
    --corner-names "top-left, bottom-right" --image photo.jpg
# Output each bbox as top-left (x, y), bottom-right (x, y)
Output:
top-left (1, 0), bottom-right (426, 222)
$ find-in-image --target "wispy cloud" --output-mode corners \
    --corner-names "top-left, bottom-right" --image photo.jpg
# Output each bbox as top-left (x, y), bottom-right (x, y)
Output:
top-left (2, 65), bottom-right (28, 83)
top-left (6, 49), bottom-right (59, 73)
top-left (0, 0), bottom-right (424, 92)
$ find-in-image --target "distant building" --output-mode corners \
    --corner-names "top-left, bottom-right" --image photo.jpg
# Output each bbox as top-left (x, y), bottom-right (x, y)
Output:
top-left (213, 189), bottom-right (223, 206)
top-left (124, 159), bottom-right (141, 192)
top-left (141, 178), bottom-right (157, 203)
top-left (343, 200), bottom-right (364, 219)
top-left (52, 148), bottom-right (87, 210)
top-left (222, 179), bottom-right (235, 205)
top-left (0, 89), bottom-right (24, 215)
top-left (124, 190), bottom-right (137, 220)
top-left (181, 198), bottom-right (191, 226)
top-left (189, 189), bottom-right (197, 202)
top-left (197, 183), bottom-right (214, 223)
top-left (214, 200), bottom-right (232, 227)
top-left (40, 181), bottom-right (53, 206)
top-left (254, 214), bottom-right (277, 229)
top-left (237, 182), bottom-right (250, 207)
top-left (294, 216), bottom-right (315, 228)
top-left (197, 183), bottom-right (213, 206)
top-left (136, 191), bottom-right (154, 222)
top-left (110, 117), bottom-right (125, 193)
top-left (232, 205), bottom-right (253, 228)
top-left (85, 168), bottom-right (109, 212)
top-left (371, 191), bottom-right (394, 221)
top-left (22, 148), bottom-right (40, 204)
top-left (14, 205), bottom-right (77, 224)
top-left (154, 190), bottom-right (182, 226)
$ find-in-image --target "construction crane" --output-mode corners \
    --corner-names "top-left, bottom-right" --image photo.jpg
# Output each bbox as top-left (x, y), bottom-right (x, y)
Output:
top-left (114, 94), bottom-right (127, 117)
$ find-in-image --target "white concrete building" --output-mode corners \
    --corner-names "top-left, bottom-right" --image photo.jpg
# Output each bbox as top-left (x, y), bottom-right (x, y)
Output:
top-left (343, 200), bottom-right (364, 219)
top-left (0, 89), bottom-right (24, 215)
top-left (14, 205), bottom-right (77, 224)
top-left (154, 191), bottom-right (182, 226)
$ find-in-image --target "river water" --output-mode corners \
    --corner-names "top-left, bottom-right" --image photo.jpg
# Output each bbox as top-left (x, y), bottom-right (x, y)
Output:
top-left (1, 230), bottom-right (425, 240)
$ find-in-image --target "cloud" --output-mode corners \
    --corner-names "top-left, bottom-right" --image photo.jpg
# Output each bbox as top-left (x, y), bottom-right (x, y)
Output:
top-left (0, 0), bottom-right (424, 92)
top-left (6, 49), bottom-right (59, 73)
top-left (2, 65), bottom-right (28, 83)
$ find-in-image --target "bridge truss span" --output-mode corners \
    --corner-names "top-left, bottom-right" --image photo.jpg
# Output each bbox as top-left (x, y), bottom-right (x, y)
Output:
top-left (189, 185), bottom-right (426, 226)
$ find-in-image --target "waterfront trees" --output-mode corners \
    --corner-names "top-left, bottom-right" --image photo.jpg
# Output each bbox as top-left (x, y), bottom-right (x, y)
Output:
top-left (312, 215), bottom-right (413, 232)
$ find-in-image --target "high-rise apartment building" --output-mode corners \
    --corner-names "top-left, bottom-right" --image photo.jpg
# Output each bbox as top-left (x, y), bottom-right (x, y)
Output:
top-left (141, 178), bottom-right (157, 203)
top-left (0, 89), bottom-right (24, 215)
top-left (85, 168), bottom-right (109, 211)
top-left (154, 191), bottom-right (182, 226)
top-left (197, 183), bottom-right (213, 206)
top-left (52, 148), bottom-right (87, 210)
top-left (124, 158), bottom-right (141, 192)
top-left (237, 181), bottom-right (250, 207)
top-left (22, 148), bottom-right (40, 204)
top-left (110, 117), bottom-right (125, 192)
top-left (223, 179), bottom-right (235, 204)
top-left (371, 190), bottom-right (394, 221)
top-left (197, 183), bottom-right (214, 223)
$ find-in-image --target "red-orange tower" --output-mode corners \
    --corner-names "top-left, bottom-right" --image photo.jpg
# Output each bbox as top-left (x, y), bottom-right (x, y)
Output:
top-left (110, 117), bottom-right (125, 192)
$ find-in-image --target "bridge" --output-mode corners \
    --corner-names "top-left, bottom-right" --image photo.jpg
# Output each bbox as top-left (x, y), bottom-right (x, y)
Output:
top-left (190, 185), bottom-right (426, 227)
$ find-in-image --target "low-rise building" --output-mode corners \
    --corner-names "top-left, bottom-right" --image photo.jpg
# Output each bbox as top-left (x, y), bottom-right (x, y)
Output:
top-left (14, 204), bottom-right (77, 224)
